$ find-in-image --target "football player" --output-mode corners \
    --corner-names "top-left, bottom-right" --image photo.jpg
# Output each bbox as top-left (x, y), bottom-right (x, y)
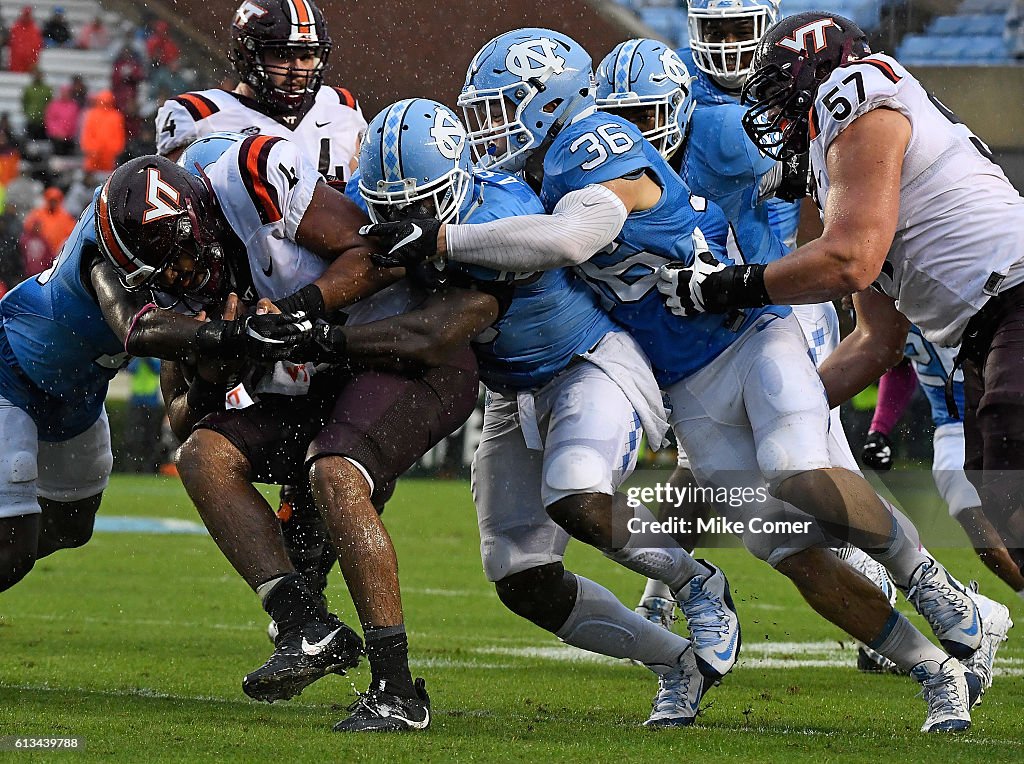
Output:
top-left (0, 156), bottom-right (302, 595)
top-left (593, 37), bottom-right (898, 672)
top-left (155, 0), bottom-right (369, 623)
top-left (357, 98), bottom-right (742, 727)
top-left (703, 12), bottom-right (1024, 575)
top-left (363, 27), bottom-right (985, 732)
top-left (164, 131), bottom-right (495, 732)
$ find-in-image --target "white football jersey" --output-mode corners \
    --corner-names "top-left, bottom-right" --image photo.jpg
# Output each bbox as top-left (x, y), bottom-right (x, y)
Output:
top-left (809, 54), bottom-right (1024, 346)
top-left (156, 85), bottom-right (366, 180)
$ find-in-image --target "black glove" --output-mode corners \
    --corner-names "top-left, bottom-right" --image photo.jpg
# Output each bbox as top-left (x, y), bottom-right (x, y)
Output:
top-left (194, 317), bottom-right (247, 358)
top-left (274, 283), bottom-right (326, 321)
top-left (243, 312), bottom-right (314, 362)
top-left (361, 219), bottom-right (441, 269)
top-left (308, 319), bottom-right (348, 364)
top-left (408, 259), bottom-right (450, 290)
top-left (861, 430), bottom-right (894, 471)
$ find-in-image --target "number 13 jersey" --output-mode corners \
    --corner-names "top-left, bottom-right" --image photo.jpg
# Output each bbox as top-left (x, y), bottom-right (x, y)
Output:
top-left (809, 53), bottom-right (1024, 346)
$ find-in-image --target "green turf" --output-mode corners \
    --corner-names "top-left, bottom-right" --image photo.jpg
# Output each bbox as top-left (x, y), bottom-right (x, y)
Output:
top-left (0, 475), bottom-right (1021, 762)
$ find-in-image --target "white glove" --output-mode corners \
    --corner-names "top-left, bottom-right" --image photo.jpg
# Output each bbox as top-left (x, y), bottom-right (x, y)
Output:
top-left (657, 250), bottom-right (726, 317)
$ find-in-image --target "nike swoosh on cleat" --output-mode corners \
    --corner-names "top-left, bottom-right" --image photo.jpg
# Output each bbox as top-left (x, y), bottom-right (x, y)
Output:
top-left (381, 707), bottom-right (430, 729)
top-left (713, 629), bottom-right (739, 662)
top-left (301, 626), bottom-right (342, 656)
top-left (961, 611), bottom-right (980, 637)
top-left (390, 223), bottom-right (422, 254)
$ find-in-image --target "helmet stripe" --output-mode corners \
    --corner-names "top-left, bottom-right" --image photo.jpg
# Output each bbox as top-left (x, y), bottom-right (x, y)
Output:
top-left (287, 0), bottom-right (318, 43)
top-left (96, 179), bottom-right (141, 273)
top-left (380, 100), bottom-right (413, 183)
top-left (239, 135), bottom-right (283, 225)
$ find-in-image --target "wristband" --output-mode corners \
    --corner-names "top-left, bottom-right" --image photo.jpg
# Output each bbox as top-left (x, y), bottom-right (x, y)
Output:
top-left (276, 283), bottom-right (326, 319)
top-left (704, 264), bottom-right (772, 312)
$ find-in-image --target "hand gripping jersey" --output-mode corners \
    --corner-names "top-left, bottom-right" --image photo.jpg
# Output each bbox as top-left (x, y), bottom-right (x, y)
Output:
top-left (683, 102), bottom-right (788, 265)
top-left (678, 46), bottom-right (801, 248)
top-left (809, 53), bottom-right (1024, 346)
top-left (156, 86), bottom-right (366, 180)
top-left (540, 111), bottom-right (787, 386)
top-left (455, 170), bottom-right (619, 391)
top-left (0, 206), bottom-right (126, 440)
top-left (904, 324), bottom-right (963, 428)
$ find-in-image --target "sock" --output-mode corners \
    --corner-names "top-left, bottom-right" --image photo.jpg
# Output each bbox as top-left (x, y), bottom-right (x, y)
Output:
top-left (642, 578), bottom-right (673, 601)
top-left (258, 573), bottom-right (330, 634)
top-left (868, 512), bottom-right (931, 588)
top-left (365, 624), bottom-right (416, 698)
top-left (555, 574), bottom-right (691, 674)
top-left (868, 609), bottom-right (948, 673)
top-left (605, 501), bottom-right (708, 591)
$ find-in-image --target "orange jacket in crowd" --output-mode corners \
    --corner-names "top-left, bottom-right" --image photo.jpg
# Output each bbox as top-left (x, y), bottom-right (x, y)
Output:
top-left (79, 91), bottom-right (125, 173)
top-left (23, 188), bottom-right (77, 256)
top-left (8, 7), bottom-right (43, 73)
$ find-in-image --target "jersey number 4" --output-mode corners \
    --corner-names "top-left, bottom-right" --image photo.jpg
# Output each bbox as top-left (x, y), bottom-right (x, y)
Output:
top-left (569, 124), bottom-right (636, 171)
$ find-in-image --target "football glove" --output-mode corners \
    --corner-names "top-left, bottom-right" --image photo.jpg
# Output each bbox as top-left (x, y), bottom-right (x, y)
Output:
top-left (861, 430), bottom-right (895, 471)
top-left (657, 251), bottom-right (727, 317)
top-left (243, 311), bottom-right (314, 362)
top-left (361, 219), bottom-right (442, 269)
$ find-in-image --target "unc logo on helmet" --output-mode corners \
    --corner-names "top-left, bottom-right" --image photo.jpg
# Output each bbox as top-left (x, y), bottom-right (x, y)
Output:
top-left (658, 48), bottom-right (692, 87)
top-left (429, 107), bottom-right (466, 162)
top-left (359, 98), bottom-right (474, 225)
top-left (505, 38), bottom-right (566, 80)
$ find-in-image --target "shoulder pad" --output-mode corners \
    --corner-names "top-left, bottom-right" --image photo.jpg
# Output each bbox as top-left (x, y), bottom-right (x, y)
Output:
top-left (811, 55), bottom-right (907, 153)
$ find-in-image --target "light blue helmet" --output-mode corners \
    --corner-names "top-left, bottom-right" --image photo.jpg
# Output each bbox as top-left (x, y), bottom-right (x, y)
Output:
top-left (177, 131), bottom-right (245, 178)
top-left (595, 39), bottom-right (695, 160)
top-left (457, 27), bottom-right (596, 173)
top-left (687, 0), bottom-right (781, 91)
top-left (358, 98), bottom-right (474, 224)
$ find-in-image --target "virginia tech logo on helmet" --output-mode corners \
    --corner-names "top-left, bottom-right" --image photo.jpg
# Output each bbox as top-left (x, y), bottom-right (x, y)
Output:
top-left (233, 0), bottom-right (268, 27)
top-left (429, 108), bottom-right (466, 161)
top-left (776, 18), bottom-right (836, 53)
top-left (142, 168), bottom-right (183, 224)
top-left (657, 49), bottom-right (691, 86)
top-left (505, 38), bottom-right (566, 80)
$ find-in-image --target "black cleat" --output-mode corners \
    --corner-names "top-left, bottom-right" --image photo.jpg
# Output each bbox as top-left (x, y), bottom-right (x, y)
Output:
top-left (243, 615), bottom-right (362, 702)
top-left (333, 678), bottom-right (431, 732)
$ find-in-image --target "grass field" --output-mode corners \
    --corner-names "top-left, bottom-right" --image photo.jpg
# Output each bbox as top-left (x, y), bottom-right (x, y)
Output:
top-left (0, 475), bottom-right (1021, 762)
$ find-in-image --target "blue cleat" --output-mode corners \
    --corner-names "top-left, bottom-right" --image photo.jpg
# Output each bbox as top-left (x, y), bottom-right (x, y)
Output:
top-left (674, 561), bottom-right (741, 681)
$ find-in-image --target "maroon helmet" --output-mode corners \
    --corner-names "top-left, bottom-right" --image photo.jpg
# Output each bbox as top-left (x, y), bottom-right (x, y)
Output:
top-left (740, 12), bottom-right (870, 159)
top-left (228, 0), bottom-right (333, 114)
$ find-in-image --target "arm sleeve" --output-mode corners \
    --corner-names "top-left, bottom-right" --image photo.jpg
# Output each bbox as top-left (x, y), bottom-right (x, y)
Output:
top-left (869, 359), bottom-right (917, 435)
top-left (445, 184), bottom-right (628, 271)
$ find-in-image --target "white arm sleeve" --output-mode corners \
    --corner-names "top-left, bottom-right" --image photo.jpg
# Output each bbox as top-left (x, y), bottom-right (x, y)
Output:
top-left (445, 184), bottom-right (628, 271)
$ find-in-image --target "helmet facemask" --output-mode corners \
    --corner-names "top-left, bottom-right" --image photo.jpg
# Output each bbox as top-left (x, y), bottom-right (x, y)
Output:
top-left (688, 3), bottom-right (778, 91)
top-left (459, 86), bottom-right (542, 173)
top-left (241, 39), bottom-right (331, 113)
top-left (597, 91), bottom-right (687, 160)
top-left (360, 166), bottom-right (473, 225)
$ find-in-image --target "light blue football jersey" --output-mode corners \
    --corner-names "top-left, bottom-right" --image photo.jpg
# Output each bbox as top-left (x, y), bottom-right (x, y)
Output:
top-left (540, 112), bottom-right (787, 386)
top-left (0, 201), bottom-right (128, 440)
top-left (904, 324), bottom-right (963, 428)
top-left (677, 47), bottom-right (802, 248)
top-left (456, 170), bottom-right (618, 391)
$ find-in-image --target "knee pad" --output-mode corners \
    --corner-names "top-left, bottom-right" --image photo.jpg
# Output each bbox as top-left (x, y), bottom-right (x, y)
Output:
top-left (494, 562), bottom-right (567, 618)
top-left (480, 522), bottom-right (567, 582)
top-left (543, 445), bottom-right (610, 498)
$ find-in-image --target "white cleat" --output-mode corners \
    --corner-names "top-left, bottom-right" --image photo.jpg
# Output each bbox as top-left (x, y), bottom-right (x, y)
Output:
top-left (675, 561), bottom-right (741, 681)
top-left (904, 559), bottom-right (982, 659)
top-left (643, 646), bottom-right (710, 728)
top-left (635, 596), bottom-right (677, 631)
top-left (963, 583), bottom-right (1014, 702)
top-left (910, 657), bottom-right (979, 733)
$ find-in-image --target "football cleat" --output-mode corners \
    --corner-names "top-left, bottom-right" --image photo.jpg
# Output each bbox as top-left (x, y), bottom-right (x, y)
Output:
top-left (636, 596), bottom-right (677, 631)
top-left (333, 677), bottom-right (431, 732)
top-left (243, 615), bottom-right (362, 702)
top-left (904, 559), bottom-right (982, 659)
top-left (674, 561), bottom-right (741, 680)
top-left (910, 657), bottom-right (979, 733)
top-left (963, 583), bottom-right (1014, 701)
top-left (643, 646), bottom-right (711, 728)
